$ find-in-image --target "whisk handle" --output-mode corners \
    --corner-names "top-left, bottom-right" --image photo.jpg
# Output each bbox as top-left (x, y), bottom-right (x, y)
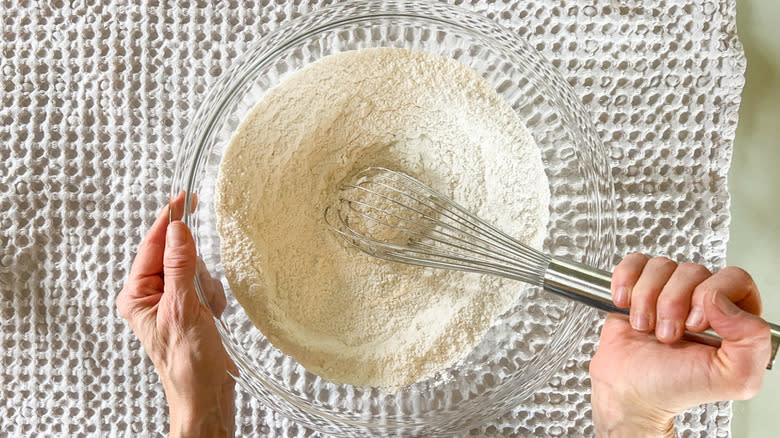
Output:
top-left (543, 257), bottom-right (780, 370)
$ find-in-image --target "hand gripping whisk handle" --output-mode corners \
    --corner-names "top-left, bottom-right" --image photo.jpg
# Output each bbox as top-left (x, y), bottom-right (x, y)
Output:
top-left (543, 258), bottom-right (780, 370)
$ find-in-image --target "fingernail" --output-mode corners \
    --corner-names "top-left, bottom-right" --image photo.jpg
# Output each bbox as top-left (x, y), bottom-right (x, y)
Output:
top-left (614, 286), bottom-right (629, 306)
top-left (631, 312), bottom-right (650, 331)
top-left (685, 306), bottom-right (704, 328)
top-left (657, 319), bottom-right (677, 340)
top-left (712, 290), bottom-right (740, 316)
top-left (167, 221), bottom-right (189, 247)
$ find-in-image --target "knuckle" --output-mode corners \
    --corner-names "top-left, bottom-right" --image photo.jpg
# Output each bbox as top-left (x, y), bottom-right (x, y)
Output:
top-left (135, 240), bottom-right (157, 259)
top-left (692, 281), bottom-right (711, 298)
top-left (656, 293), bottom-right (687, 315)
top-left (614, 253), bottom-right (647, 284)
top-left (678, 262), bottom-right (710, 277)
top-left (620, 252), bottom-right (648, 270)
top-left (632, 291), bottom-right (654, 306)
top-left (649, 256), bottom-right (677, 270)
top-left (630, 281), bottom-right (655, 300)
top-left (164, 293), bottom-right (198, 328)
top-left (746, 318), bottom-right (772, 345)
top-left (115, 290), bottom-right (131, 320)
top-left (164, 251), bottom-right (194, 271)
top-left (722, 266), bottom-right (754, 286)
top-left (626, 252), bottom-right (649, 262)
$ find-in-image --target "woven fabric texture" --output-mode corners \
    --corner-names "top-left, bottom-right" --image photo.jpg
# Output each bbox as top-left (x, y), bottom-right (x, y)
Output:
top-left (0, 0), bottom-right (743, 436)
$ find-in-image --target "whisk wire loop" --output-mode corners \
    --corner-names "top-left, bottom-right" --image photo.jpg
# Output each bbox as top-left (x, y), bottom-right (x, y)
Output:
top-left (325, 167), bottom-right (551, 285)
top-left (342, 194), bottom-right (534, 273)
top-left (369, 170), bottom-right (550, 265)
top-left (368, 171), bottom-right (546, 263)
top-left (327, 205), bottom-right (544, 283)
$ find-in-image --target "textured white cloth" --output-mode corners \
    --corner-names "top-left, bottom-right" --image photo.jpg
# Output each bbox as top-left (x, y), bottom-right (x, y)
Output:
top-left (0, 0), bottom-right (743, 436)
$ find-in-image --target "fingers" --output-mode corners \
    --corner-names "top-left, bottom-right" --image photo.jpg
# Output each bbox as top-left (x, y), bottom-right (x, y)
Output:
top-left (169, 190), bottom-right (197, 221)
top-left (197, 257), bottom-right (228, 317)
top-left (688, 267), bottom-right (762, 332)
top-left (611, 253), bottom-right (648, 308)
top-left (161, 221), bottom-right (200, 323)
top-left (608, 254), bottom-right (769, 401)
top-left (704, 289), bottom-right (770, 400)
top-left (629, 257), bottom-right (677, 332)
top-left (613, 255), bottom-right (764, 343)
top-left (128, 203), bottom-right (173, 279)
top-left (120, 196), bottom-right (185, 326)
top-left (128, 191), bottom-right (196, 280)
top-left (654, 263), bottom-right (711, 343)
top-left (122, 192), bottom-right (206, 329)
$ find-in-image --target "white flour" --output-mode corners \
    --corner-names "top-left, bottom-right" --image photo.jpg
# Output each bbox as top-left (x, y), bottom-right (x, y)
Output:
top-left (215, 48), bottom-right (550, 389)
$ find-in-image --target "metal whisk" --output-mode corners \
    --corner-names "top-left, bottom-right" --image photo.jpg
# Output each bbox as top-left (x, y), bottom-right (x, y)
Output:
top-left (324, 167), bottom-right (780, 369)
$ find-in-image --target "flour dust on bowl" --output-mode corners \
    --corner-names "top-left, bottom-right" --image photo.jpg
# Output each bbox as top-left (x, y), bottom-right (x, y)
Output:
top-left (170, 1), bottom-right (615, 436)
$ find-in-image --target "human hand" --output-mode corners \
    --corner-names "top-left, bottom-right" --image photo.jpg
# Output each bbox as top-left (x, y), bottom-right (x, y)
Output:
top-left (589, 254), bottom-right (771, 437)
top-left (117, 194), bottom-right (236, 438)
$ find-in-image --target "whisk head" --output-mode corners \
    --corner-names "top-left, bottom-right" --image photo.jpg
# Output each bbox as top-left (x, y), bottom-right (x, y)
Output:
top-left (324, 167), bottom-right (551, 285)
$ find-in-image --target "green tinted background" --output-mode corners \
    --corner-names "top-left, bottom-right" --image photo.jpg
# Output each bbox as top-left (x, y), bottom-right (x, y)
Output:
top-left (729, 0), bottom-right (780, 435)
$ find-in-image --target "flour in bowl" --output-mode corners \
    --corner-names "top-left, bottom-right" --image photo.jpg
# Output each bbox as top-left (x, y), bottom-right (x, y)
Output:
top-left (215, 48), bottom-right (550, 389)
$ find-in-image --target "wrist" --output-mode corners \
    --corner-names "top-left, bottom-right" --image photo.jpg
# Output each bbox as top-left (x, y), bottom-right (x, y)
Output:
top-left (168, 396), bottom-right (232, 438)
top-left (594, 417), bottom-right (675, 438)
top-left (592, 381), bottom-right (675, 438)
top-left (166, 389), bottom-right (234, 438)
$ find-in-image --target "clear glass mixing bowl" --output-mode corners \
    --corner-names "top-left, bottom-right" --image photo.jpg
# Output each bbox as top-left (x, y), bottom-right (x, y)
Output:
top-left (170, 1), bottom-right (616, 436)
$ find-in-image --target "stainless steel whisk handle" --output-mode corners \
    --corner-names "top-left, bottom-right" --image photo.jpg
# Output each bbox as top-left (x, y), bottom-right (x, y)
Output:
top-left (543, 258), bottom-right (780, 370)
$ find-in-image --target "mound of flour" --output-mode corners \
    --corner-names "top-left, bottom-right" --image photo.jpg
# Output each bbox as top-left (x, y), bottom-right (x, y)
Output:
top-left (215, 48), bottom-right (549, 389)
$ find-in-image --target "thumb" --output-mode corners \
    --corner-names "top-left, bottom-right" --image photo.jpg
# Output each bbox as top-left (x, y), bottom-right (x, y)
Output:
top-left (162, 221), bottom-right (200, 313)
top-left (704, 289), bottom-right (770, 400)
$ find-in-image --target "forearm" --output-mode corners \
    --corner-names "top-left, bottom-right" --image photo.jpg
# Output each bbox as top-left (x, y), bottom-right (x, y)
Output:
top-left (591, 381), bottom-right (676, 438)
top-left (161, 346), bottom-right (236, 438)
